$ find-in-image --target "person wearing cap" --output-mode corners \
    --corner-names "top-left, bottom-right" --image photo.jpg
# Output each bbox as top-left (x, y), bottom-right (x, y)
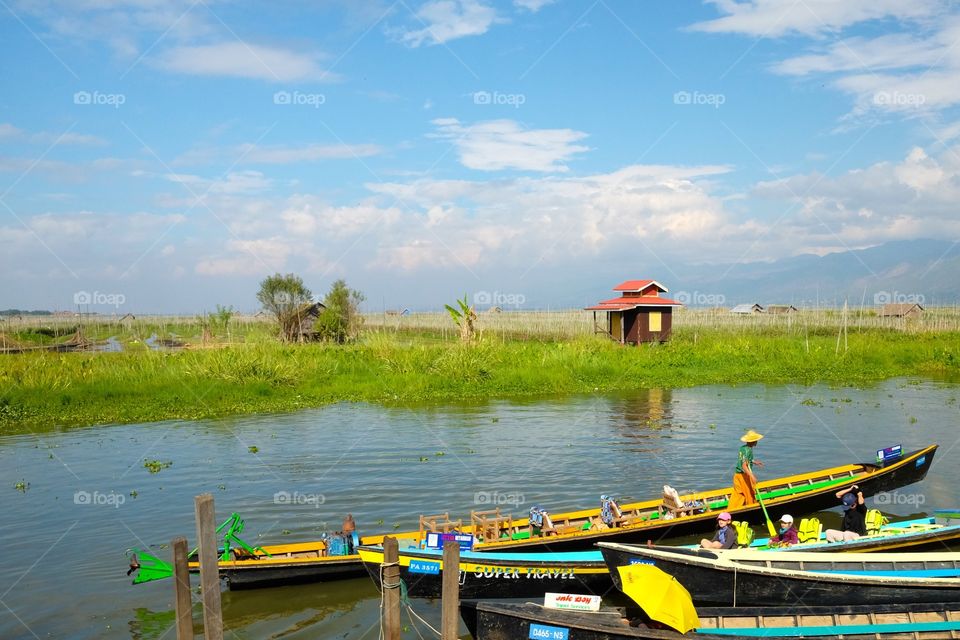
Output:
top-left (825, 484), bottom-right (867, 542)
top-left (729, 430), bottom-right (765, 509)
top-left (769, 514), bottom-right (799, 547)
top-left (700, 512), bottom-right (738, 549)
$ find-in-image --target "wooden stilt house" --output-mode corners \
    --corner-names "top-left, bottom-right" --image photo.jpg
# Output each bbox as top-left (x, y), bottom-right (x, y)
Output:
top-left (586, 279), bottom-right (681, 344)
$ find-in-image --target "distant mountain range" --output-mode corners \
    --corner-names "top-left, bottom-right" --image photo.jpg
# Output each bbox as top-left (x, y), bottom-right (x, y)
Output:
top-left (670, 239), bottom-right (960, 307)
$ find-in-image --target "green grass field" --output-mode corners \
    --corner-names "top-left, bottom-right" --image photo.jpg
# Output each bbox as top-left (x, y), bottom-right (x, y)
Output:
top-left (1, 309), bottom-right (957, 432)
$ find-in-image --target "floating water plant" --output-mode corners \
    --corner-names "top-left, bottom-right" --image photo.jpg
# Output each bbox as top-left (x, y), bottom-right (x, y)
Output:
top-left (144, 459), bottom-right (173, 473)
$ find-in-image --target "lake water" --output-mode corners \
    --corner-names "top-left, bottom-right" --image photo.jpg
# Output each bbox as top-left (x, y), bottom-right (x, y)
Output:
top-left (2, 379), bottom-right (959, 639)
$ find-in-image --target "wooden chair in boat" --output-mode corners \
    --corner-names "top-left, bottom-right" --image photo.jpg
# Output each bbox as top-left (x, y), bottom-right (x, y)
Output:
top-left (419, 513), bottom-right (462, 538)
top-left (471, 509), bottom-right (514, 542)
top-left (659, 485), bottom-right (696, 519)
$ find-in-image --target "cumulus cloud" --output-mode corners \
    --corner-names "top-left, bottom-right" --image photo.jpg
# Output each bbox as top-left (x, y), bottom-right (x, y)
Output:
top-left (398, 0), bottom-right (500, 47)
top-left (156, 42), bottom-right (335, 82)
top-left (431, 118), bottom-right (590, 172)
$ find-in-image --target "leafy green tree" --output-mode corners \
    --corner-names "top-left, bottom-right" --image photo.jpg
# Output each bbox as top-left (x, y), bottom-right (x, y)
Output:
top-left (317, 279), bottom-right (365, 343)
top-left (257, 274), bottom-right (313, 342)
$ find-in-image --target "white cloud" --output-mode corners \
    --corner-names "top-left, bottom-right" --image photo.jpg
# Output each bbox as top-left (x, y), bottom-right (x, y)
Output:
top-left (240, 143), bottom-right (383, 164)
top-left (156, 42), bottom-right (335, 82)
top-left (0, 124), bottom-right (106, 146)
top-left (0, 123), bottom-right (22, 138)
top-left (514, 0), bottom-right (555, 12)
top-left (398, 0), bottom-right (500, 47)
top-left (690, 0), bottom-right (941, 38)
top-left (431, 118), bottom-right (590, 172)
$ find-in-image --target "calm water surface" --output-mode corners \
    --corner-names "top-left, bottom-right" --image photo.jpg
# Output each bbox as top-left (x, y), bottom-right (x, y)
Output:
top-left (2, 379), bottom-right (959, 639)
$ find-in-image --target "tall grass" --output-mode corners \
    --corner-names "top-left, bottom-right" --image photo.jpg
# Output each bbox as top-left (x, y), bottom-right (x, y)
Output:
top-left (1, 324), bottom-right (957, 432)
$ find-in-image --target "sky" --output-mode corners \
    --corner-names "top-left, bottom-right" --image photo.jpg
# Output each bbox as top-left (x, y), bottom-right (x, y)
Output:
top-left (2, 0), bottom-right (960, 313)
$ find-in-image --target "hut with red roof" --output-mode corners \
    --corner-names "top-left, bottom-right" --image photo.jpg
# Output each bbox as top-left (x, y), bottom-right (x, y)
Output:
top-left (585, 279), bottom-right (682, 344)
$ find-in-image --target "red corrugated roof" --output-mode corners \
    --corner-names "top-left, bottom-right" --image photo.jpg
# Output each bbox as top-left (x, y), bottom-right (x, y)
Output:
top-left (613, 279), bottom-right (667, 292)
top-left (585, 296), bottom-right (680, 311)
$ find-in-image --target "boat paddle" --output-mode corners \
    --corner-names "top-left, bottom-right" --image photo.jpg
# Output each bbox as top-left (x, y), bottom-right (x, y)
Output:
top-left (755, 490), bottom-right (777, 538)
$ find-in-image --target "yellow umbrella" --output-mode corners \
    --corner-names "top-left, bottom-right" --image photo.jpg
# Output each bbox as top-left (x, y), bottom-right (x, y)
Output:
top-left (617, 564), bottom-right (700, 634)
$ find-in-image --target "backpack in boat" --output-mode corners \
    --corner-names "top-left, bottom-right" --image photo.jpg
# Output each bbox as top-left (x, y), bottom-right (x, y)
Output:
top-left (865, 509), bottom-right (889, 535)
top-left (797, 517), bottom-right (822, 543)
top-left (732, 521), bottom-right (754, 547)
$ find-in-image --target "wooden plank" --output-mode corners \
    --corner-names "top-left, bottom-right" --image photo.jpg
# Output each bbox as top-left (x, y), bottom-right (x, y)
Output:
top-left (441, 540), bottom-right (459, 640)
top-left (194, 494), bottom-right (223, 640)
top-left (172, 537), bottom-right (194, 640)
top-left (382, 537), bottom-right (401, 640)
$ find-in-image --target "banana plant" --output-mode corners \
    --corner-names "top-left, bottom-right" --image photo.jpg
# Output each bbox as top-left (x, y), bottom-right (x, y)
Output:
top-left (445, 295), bottom-right (477, 342)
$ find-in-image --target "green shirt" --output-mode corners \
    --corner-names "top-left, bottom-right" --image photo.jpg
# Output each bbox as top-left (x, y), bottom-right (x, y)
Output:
top-left (736, 444), bottom-right (754, 474)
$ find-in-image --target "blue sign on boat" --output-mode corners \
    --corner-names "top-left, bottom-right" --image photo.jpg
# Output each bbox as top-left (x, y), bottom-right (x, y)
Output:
top-left (876, 444), bottom-right (902, 464)
top-left (408, 560), bottom-right (440, 575)
top-left (628, 558), bottom-right (655, 565)
top-left (425, 532), bottom-right (474, 551)
top-left (529, 623), bottom-right (569, 640)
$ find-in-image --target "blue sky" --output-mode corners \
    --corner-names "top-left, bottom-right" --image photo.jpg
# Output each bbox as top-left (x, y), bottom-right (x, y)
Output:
top-left (2, 0), bottom-right (960, 312)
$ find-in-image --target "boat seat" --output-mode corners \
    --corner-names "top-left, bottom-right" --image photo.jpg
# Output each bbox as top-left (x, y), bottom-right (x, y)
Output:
top-left (471, 509), bottom-right (514, 543)
top-left (797, 517), bottom-right (822, 543)
top-left (659, 485), bottom-right (696, 519)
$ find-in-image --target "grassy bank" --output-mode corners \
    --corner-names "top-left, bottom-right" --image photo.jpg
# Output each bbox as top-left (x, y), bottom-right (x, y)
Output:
top-left (1, 325), bottom-right (957, 432)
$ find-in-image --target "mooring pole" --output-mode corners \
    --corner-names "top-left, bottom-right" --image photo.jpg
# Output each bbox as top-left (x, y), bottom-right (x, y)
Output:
top-left (194, 494), bottom-right (223, 640)
top-left (441, 540), bottom-right (460, 640)
top-left (382, 536), bottom-right (401, 640)
top-left (172, 536), bottom-right (194, 640)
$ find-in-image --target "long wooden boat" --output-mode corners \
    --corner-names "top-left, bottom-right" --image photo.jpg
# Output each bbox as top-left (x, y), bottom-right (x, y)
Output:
top-left (599, 543), bottom-right (960, 606)
top-left (357, 514), bottom-right (960, 599)
top-left (362, 443), bottom-right (937, 552)
top-left (357, 545), bottom-right (612, 599)
top-left (128, 539), bottom-right (365, 590)
top-left (462, 600), bottom-right (960, 639)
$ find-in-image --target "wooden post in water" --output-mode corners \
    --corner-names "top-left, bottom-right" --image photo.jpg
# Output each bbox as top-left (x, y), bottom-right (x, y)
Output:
top-left (382, 536), bottom-right (401, 640)
top-left (194, 494), bottom-right (223, 640)
top-left (171, 536), bottom-right (194, 640)
top-left (441, 540), bottom-right (460, 640)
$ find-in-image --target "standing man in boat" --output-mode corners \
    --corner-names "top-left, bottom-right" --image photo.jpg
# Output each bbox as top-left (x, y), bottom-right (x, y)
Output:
top-left (729, 430), bottom-right (764, 509)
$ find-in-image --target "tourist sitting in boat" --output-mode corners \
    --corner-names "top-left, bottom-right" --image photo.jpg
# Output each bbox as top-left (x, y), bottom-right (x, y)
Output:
top-left (600, 495), bottom-right (623, 527)
top-left (826, 484), bottom-right (867, 542)
top-left (769, 514), bottom-right (799, 546)
top-left (700, 511), bottom-right (737, 549)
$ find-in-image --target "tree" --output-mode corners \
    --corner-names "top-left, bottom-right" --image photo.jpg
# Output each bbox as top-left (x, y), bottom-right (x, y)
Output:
top-left (257, 274), bottom-right (313, 342)
top-left (445, 294), bottom-right (477, 342)
top-left (316, 279), bottom-right (365, 343)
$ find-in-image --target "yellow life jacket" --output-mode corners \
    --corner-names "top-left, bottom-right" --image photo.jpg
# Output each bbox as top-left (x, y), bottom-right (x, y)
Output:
top-left (865, 509), bottom-right (889, 535)
top-left (797, 517), bottom-right (822, 543)
top-left (731, 520), bottom-right (754, 547)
